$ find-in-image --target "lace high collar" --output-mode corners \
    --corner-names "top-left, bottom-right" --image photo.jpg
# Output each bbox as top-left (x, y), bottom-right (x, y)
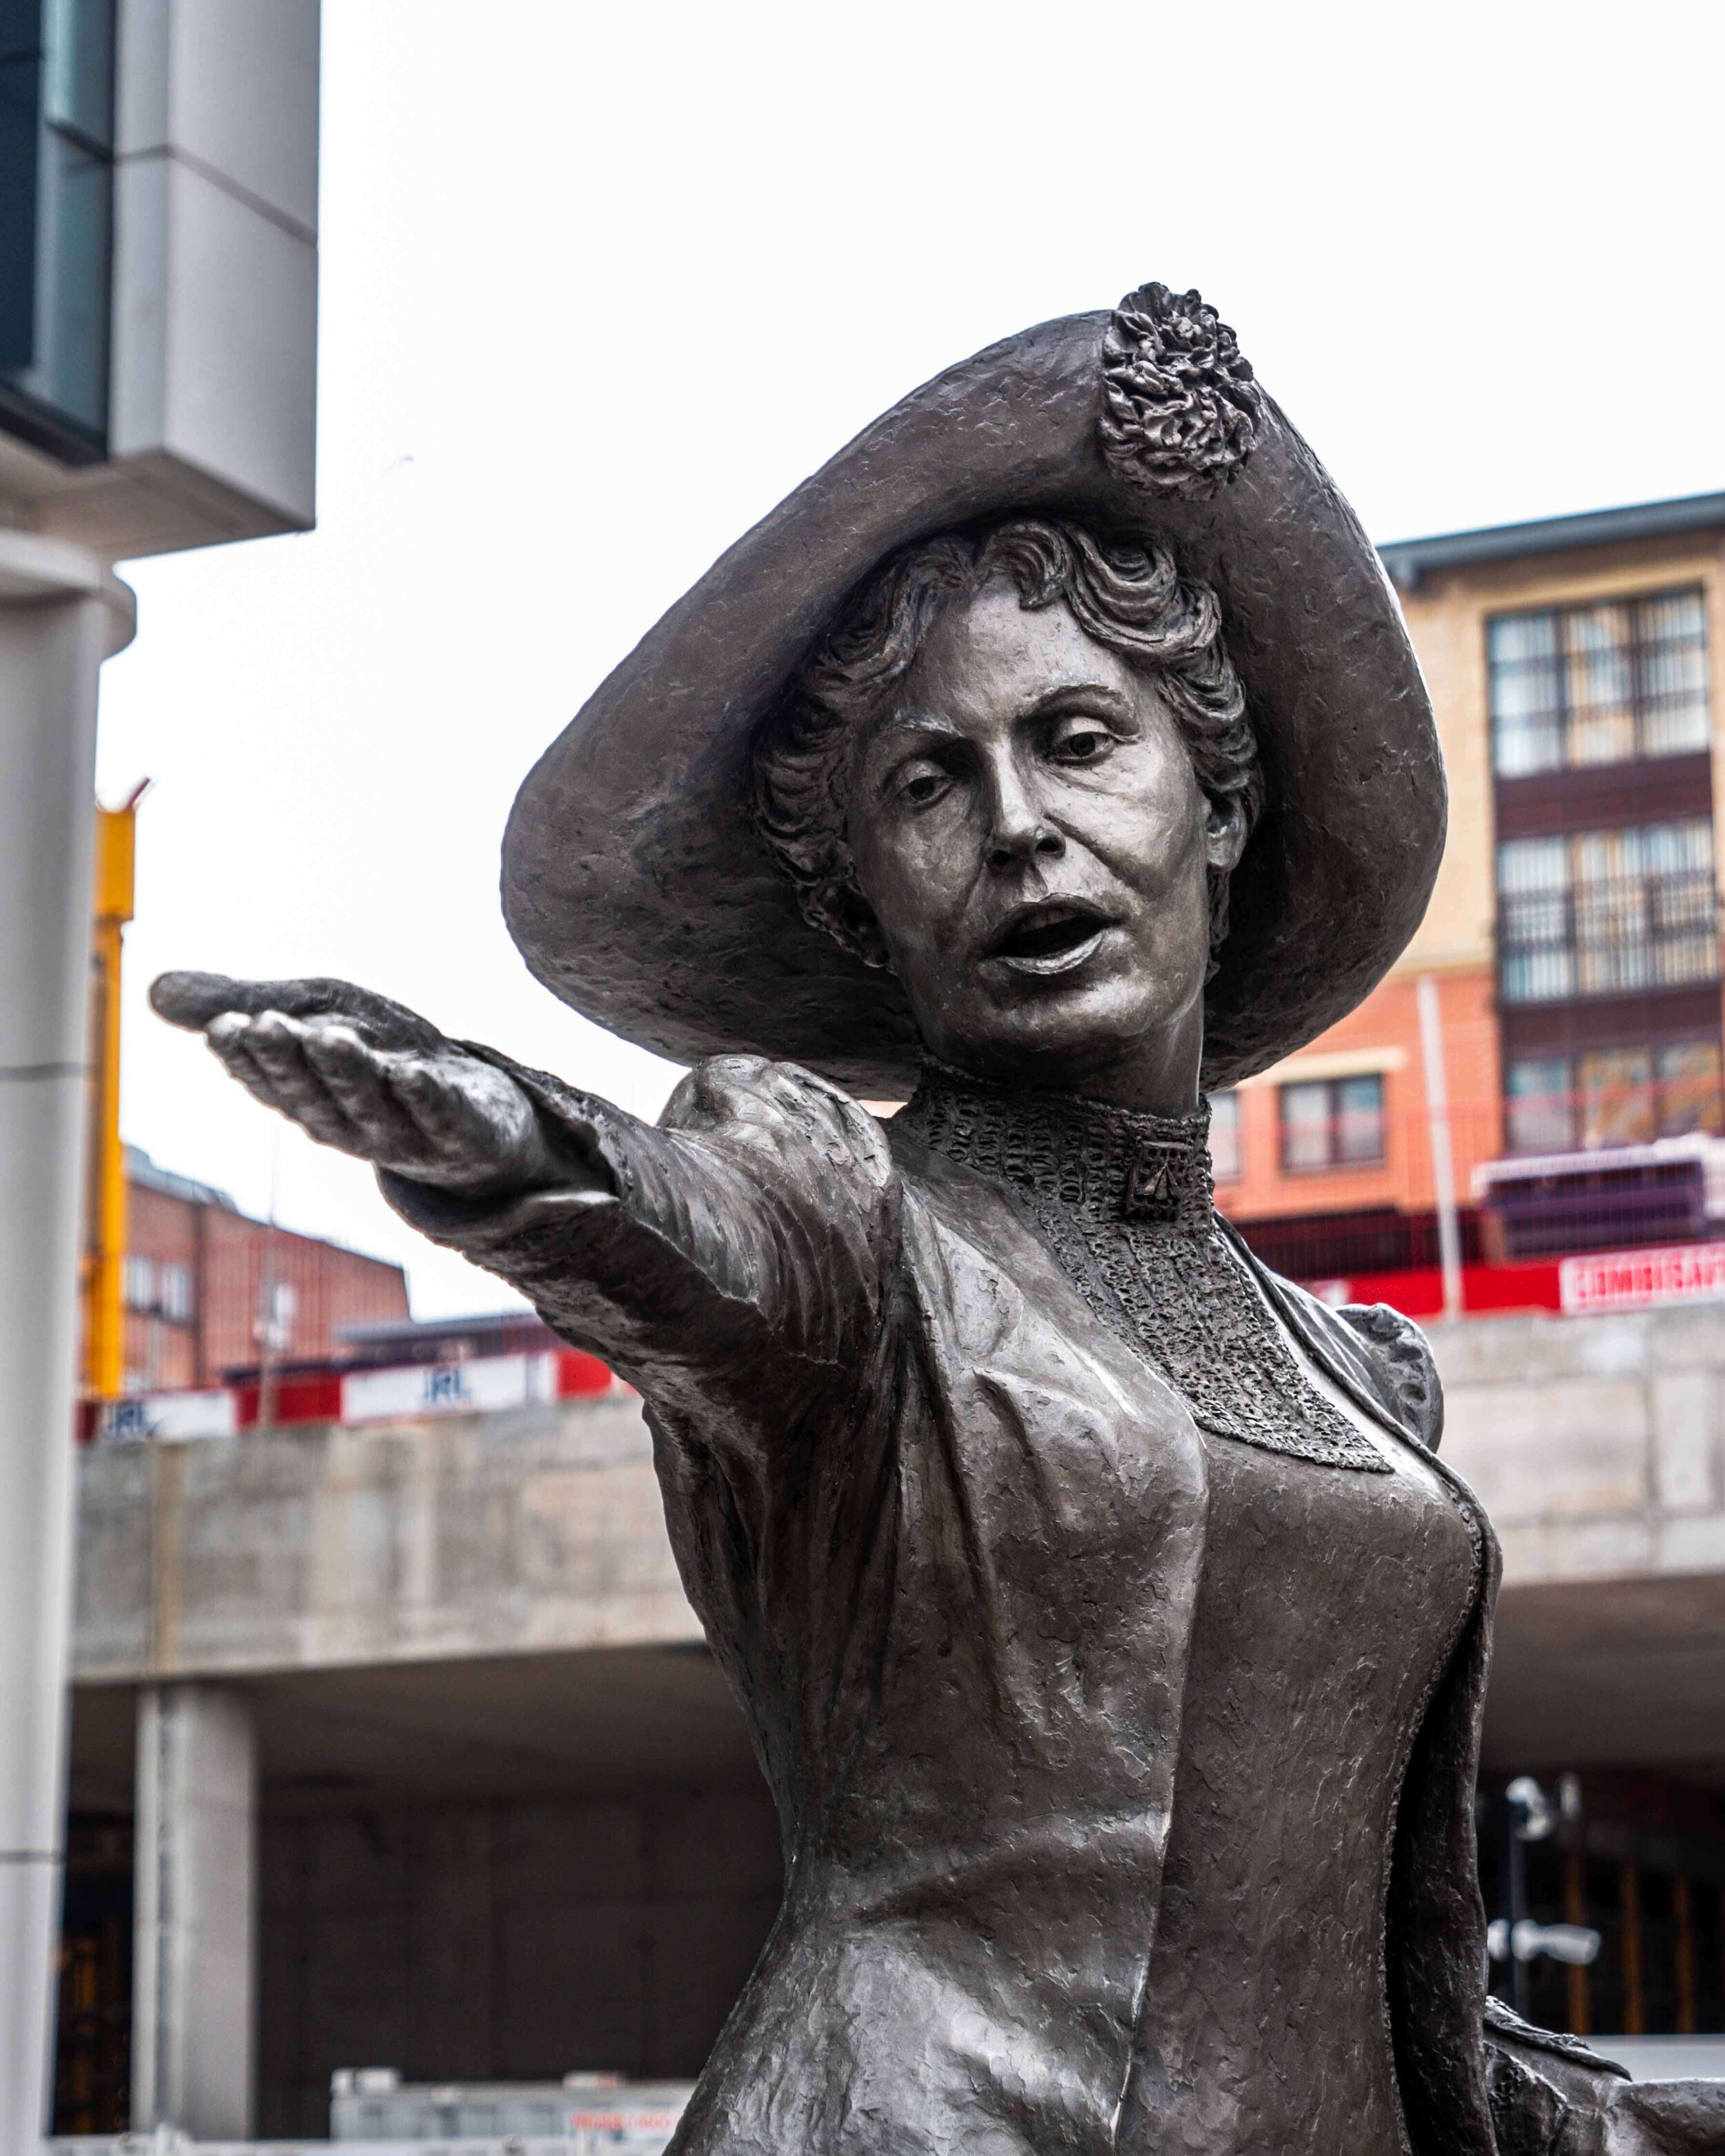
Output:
top-left (893, 1059), bottom-right (1392, 1474)
top-left (897, 1060), bottom-right (1215, 1236)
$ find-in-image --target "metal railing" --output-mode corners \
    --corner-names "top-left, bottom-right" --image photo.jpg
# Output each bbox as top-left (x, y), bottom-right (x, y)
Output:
top-left (1498, 872), bottom-right (1721, 1005)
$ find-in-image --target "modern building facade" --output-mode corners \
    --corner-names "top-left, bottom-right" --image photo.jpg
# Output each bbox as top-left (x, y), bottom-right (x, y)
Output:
top-left (1220, 492), bottom-right (1725, 1309)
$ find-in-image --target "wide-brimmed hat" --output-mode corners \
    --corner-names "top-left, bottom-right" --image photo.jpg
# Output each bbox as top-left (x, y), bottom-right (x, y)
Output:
top-left (502, 283), bottom-right (1443, 1096)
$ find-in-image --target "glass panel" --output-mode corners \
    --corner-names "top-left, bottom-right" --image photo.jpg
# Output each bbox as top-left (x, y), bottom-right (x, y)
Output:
top-left (1564, 604), bottom-right (1636, 766)
top-left (44, 0), bottom-right (115, 148)
top-left (0, 8), bottom-right (42, 375)
top-left (1490, 610), bottom-right (1564, 776)
top-left (1208, 1091), bottom-right (1241, 1182)
top-left (122, 1254), bottom-right (155, 1311)
top-left (1280, 1080), bottom-right (1332, 1171)
top-left (0, 0), bottom-right (112, 449)
top-left (1333, 1075), bottom-right (1386, 1164)
top-left (1506, 1056), bottom-right (1575, 1154)
top-left (158, 1260), bottom-right (195, 1323)
top-left (1579, 1049), bottom-right (1655, 1149)
top-left (1489, 613), bottom-right (1559, 665)
top-left (1642, 820), bottom-right (1717, 987)
top-left (1573, 828), bottom-right (1648, 994)
top-left (10, 125), bottom-right (110, 431)
top-left (1497, 835), bottom-right (1573, 1002)
top-left (1490, 589), bottom-right (1712, 773)
top-left (1635, 591), bottom-right (1710, 758)
top-left (1655, 1040), bottom-right (1724, 1138)
top-left (1499, 835), bottom-right (1572, 892)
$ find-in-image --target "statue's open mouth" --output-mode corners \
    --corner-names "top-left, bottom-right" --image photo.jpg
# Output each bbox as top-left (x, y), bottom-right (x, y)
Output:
top-left (985, 902), bottom-right (1114, 973)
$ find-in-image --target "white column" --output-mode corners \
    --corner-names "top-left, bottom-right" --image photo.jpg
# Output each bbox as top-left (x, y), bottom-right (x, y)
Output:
top-left (132, 1684), bottom-right (258, 2139)
top-left (0, 534), bottom-right (134, 2151)
top-left (1417, 971), bottom-right (1466, 1323)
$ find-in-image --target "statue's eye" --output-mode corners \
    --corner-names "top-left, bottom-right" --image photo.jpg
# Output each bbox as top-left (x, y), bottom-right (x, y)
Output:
top-left (896, 760), bottom-right (951, 807)
top-left (1051, 721), bottom-right (1114, 764)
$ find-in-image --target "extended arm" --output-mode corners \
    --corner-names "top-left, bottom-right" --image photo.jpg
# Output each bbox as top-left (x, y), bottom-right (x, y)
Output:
top-left (150, 973), bottom-right (896, 1407)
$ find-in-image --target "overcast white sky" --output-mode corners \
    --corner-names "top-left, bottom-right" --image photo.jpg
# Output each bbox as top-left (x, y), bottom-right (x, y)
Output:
top-left (96, 0), bottom-right (1725, 1318)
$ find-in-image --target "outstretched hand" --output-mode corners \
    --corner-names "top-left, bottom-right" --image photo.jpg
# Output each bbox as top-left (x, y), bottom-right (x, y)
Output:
top-left (150, 972), bottom-right (559, 1198)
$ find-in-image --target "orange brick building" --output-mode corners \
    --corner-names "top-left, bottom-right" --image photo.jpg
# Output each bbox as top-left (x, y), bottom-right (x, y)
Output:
top-left (1218, 491), bottom-right (1725, 1302)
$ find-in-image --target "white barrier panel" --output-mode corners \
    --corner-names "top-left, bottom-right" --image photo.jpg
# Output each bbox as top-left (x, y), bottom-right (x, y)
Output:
top-left (567, 2098), bottom-right (688, 2150)
top-left (1559, 1239), bottom-right (1725, 1315)
top-left (52, 2142), bottom-right (654, 2155)
top-left (97, 1389), bottom-right (239, 1442)
top-left (340, 1352), bottom-right (560, 1423)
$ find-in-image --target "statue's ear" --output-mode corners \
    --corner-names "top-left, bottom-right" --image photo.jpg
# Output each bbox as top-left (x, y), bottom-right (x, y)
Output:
top-left (822, 885), bottom-right (894, 972)
top-left (1203, 793), bottom-right (1249, 876)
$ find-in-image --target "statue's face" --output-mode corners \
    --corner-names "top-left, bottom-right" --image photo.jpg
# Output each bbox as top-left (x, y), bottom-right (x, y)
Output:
top-left (846, 580), bottom-right (1245, 1093)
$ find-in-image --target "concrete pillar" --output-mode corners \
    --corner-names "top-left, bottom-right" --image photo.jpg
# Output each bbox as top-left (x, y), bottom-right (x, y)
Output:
top-left (0, 534), bottom-right (134, 2150)
top-left (133, 1684), bottom-right (259, 2138)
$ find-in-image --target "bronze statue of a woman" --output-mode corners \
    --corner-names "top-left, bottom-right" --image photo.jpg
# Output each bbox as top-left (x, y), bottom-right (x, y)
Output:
top-left (155, 286), bottom-right (1723, 2155)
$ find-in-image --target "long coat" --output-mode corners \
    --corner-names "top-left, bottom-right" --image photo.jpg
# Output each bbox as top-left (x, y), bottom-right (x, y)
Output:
top-left (386, 1052), bottom-right (1717, 2156)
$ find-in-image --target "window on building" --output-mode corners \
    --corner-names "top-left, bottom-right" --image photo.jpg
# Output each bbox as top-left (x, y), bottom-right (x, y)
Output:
top-left (1497, 818), bottom-right (1719, 1005)
top-left (121, 1254), bottom-right (155, 1311)
top-left (0, 0), bottom-right (117, 459)
top-left (1488, 590), bottom-right (1710, 777)
top-left (157, 1261), bottom-right (194, 1323)
top-left (1504, 1040), bottom-right (1724, 1154)
top-left (1208, 1091), bottom-right (1241, 1182)
top-left (1279, 1074), bottom-right (1386, 1172)
top-left (1504, 1055), bottom-right (1573, 1155)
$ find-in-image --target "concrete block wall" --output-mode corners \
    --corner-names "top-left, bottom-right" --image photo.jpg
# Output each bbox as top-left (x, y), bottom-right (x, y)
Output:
top-left (1435, 1306), bottom-right (1725, 1583)
top-left (73, 1396), bottom-right (700, 1682)
top-left (70, 1307), bottom-right (1725, 1707)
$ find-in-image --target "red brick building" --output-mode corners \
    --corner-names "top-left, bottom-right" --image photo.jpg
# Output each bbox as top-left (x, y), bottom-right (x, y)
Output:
top-left (119, 1146), bottom-right (409, 1393)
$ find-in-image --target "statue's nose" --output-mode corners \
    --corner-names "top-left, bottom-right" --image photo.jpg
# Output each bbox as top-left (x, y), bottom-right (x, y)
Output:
top-left (986, 818), bottom-right (1065, 874)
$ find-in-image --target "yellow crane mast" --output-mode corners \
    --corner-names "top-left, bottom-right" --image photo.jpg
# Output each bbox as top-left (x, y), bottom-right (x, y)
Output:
top-left (82, 782), bottom-right (148, 1401)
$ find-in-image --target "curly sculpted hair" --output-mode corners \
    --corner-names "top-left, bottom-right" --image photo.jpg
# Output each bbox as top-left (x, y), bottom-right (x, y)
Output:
top-left (751, 516), bottom-right (1265, 980)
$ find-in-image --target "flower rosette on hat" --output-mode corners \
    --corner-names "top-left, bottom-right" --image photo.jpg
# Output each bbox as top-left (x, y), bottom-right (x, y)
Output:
top-left (1099, 283), bottom-right (1263, 500)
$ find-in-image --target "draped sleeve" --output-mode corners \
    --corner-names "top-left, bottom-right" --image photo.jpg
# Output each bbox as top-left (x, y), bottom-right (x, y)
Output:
top-left (1483, 1997), bottom-right (1725, 2153)
top-left (377, 1050), bottom-right (900, 1440)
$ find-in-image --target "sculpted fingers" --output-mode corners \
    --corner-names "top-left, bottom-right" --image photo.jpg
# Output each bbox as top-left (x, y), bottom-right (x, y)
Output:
top-left (205, 1007), bottom-right (547, 1193)
top-left (298, 1021), bottom-right (426, 1161)
top-left (206, 1012), bottom-right (284, 1110)
top-left (208, 1011), bottom-right (362, 1153)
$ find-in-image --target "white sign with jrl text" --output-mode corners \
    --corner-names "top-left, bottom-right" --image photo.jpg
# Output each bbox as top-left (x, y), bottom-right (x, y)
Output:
top-left (1559, 1240), bottom-right (1725, 1316)
top-left (98, 1389), bottom-right (238, 1442)
top-left (339, 1349), bottom-right (560, 1423)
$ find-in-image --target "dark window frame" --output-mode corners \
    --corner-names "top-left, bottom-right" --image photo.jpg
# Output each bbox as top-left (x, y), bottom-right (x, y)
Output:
top-left (1495, 817), bottom-right (1720, 1009)
top-left (1503, 1037), bottom-right (1725, 1156)
top-left (1487, 588), bottom-right (1711, 780)
top-left (0, 0), bottom-right (117, 463)
top-left (1277, 1073), bottom-right (1387, 1174)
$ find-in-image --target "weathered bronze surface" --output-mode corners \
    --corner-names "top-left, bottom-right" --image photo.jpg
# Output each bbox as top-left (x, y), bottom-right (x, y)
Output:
top-left (154, 285), bottom-right (1724, 2154)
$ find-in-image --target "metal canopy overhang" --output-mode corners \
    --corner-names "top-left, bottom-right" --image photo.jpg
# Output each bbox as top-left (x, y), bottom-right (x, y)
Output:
top-left (1379, 490), bottom-right (1725, 591)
